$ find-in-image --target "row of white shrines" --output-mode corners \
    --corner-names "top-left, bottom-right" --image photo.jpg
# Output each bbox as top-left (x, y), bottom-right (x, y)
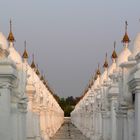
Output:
top-left (71, 22), bottom-right (140, 140)
top-left (0, 21), bottom-right (64, 140)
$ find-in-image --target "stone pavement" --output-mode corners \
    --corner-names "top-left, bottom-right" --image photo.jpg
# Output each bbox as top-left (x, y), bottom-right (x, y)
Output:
top-left (50, 117), bottom-right (90, 140)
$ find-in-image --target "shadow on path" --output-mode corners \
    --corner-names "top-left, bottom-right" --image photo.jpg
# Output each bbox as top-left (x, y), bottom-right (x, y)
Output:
top-left (51, 117), bottom-right (90, 140)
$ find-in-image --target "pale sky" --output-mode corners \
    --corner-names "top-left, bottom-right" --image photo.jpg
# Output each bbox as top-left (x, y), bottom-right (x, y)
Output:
top-left (0, 0), bottom-right (140, 97)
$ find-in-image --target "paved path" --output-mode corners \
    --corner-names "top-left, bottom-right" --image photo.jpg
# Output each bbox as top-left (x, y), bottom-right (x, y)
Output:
top-left (50, 118), bottom-right (90, 140)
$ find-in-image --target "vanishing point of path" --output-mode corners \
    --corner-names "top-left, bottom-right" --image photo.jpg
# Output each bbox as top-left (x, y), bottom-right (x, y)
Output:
top-left (51, 117), bottom-right (90, 140)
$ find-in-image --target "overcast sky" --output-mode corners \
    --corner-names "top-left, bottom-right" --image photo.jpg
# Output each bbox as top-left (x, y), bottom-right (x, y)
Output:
top-left (0, 0), bottom-right (140, 97)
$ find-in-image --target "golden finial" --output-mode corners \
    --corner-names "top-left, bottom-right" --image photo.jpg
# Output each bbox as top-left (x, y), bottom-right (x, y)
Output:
top-left (22, 41), bottom-right (29, 59)
top-left (88, 79), bottom-right (91, 89)
top-left (45, 81), bottom-right (48, 88)
top-left (7, 19), bottom-right (15, 43)
top-left (43, 75), bottom-right (46, 85)
top-left (125, 21), bottom-right (128, 33)
top-left (96, 63), bottom-right (101, 75)
top-left (103, 53), bottom-right (109, 68)
top-left (111, 41), bottom-right (117, 59)
top-left (31, 54), bottom-right (36, 68)
top-left (10, 19), bottom-right (12, 32)
top-left (36, 64), bottom-right (40, 75)
top-left (40, 70), bottom-right (44, 81)
top-left (40, 75), bottom-right (44, 81)
top-left (122, 21), bottom-right (130, 43)
top-left (94, 72), bottom-right (97, 80)
top-left (89, 76), bottom-right (94, 88)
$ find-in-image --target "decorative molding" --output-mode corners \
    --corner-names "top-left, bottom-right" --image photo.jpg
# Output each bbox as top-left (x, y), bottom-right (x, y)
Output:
top-left (0, 82), bottom-right (12, 89)
top-left (128, 78), bottom-right (140, 94)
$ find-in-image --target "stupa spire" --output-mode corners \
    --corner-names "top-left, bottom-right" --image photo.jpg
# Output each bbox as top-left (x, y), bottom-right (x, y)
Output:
top-left (96, 63), bottom-right (101, 76)
top-left (122, 21), bottom-right (130, 45)
top-left (36, 64), bottom-right (40, 76)
top-left (94, 70), bottom-right (97, 81)
top-left (40, 70), bottom-right (44, 81)
top-left (89, 75), bottom-right (94, 88)
top-left (111, 41), bottom-right (117, 62)
top-left (103, 53), bottom-right (109, 69)
top-left (22, 41), bottom-right (29, 59)
top-left (7, 19), bottom-right (15, 43)
top-left (31, 54), bottom-right (36, 69)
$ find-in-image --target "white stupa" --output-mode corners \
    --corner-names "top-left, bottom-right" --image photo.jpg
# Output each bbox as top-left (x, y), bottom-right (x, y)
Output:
top-left (117, 21), bottom-right (131, 66)
top-left (101, 53), bottom-right (109, 84)
top-left (93, 64), bottom-right (101, 90)
top-left (0, 32), bottom-right (8, 49)
top-left (108, 43), bottom-right (117, 75)
top-left (7, 20), bottom-right (22, 64)
top-left (117, 47), bottom-right (131, 66)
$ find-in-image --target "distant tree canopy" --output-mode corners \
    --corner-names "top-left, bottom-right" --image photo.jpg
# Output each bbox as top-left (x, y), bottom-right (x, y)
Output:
top-left (53, 95), bottom-right (80, 117)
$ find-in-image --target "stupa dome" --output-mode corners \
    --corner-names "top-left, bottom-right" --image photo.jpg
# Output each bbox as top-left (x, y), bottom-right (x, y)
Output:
top-left (101, 70), bottom-right (108, 84)
top-left (117, 47), bottom-right (131, 66)
top-left (93, 77), bottom-right (100, 89)
top-left (27, 64), bottom-right (40, 85)
top-left (108, 61), bottom-right (117, 75)
top-left (8, 47), bottom-right (22, 64)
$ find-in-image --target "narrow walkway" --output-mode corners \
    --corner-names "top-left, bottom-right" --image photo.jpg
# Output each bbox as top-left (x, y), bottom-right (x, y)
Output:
top-left (51, 117), bottom-right (90, 140)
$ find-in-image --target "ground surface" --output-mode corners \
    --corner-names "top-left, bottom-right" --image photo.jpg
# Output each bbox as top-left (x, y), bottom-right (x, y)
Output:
top-left (50, 117), bottom-right (90, 140)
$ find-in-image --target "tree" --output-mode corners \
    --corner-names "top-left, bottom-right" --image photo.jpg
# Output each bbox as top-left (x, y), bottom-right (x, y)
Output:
top-left (56, 96), bottom-right (81, 117)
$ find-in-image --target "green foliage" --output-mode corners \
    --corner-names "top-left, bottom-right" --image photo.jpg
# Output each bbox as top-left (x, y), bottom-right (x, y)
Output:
top-left (53, 95), bottom-right (80, 117)
top-left (64, 105), bottom-right (74, 117)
